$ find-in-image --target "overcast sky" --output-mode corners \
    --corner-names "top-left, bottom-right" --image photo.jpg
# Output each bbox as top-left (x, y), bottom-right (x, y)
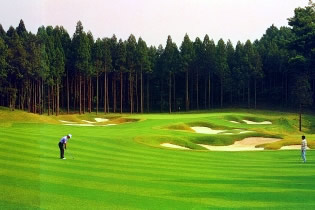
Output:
top-left (0, 0), bottom-right (309, 47)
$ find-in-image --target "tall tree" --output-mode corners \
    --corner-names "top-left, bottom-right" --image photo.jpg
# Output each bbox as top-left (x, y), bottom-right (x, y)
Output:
top-left (215, 39), bottom-right (228, 107)
top-left (0, 36), bottom-right (8, 105)
top-left (288, 1), bottom-right (315, 130)
top-left (126, 34), bottom-right (137, 113)
top-left (203, 35), bottom-right (216, 108)
top-left (147, 46), bottom-right (157, 112)
top-left (162, 35), bottom-right (179, 113)
top-left (180, 34), bottom-right (195, 111)
top-left (92, 38), bottom-right (104, 115)
top-left (6, 27), bottom-right (27, 111)
top-left (117, 39), bottom-right (126, 114)
top-left (102, 38), bottom-right (112, 114)
top-left (136, 37), bottom-right (150, 113)
top-left (72, 21), bottom-right (90, 114)
top-left (193, 37), bottom-right (204, 109)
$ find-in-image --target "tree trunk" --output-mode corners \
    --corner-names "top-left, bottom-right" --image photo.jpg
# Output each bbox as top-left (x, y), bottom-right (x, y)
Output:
top-left (248, 79), bottom-right (250, 108)
top-left (173, 74), bottom-right (176, 112)
top-left (113, 75), bottom-right (116, 113)
top-left (254, 79), bottom-right (257, 109)
top-left (285, 73), bottom-right (288, 106)
top-left (160, 79), bottom-right (163, 112)
top-left (83, 78), bottom-right (86, 114)
top-left (38, 80), bottom-right (41, 114)
top-left (186, 70), bottom-right (189, 111)
top-left (299, 104), bottom-right (302, 132)
top-left (28, 80), bottom-right (31, 113)
top-left (208, 72), bottom-right (211, 109)
top-left (147, 74), bottom-right (150, 112)
top-left (120, 71), bottom-right (123, 114)
top-left (136, 72), bottom-right (138, 113)
top-left (130, 71), bottom-right (133, 114)
top-left (204, 75), bottom-right (207, 109)
top-left (89, 77), bottom-right (92, 113)
top-left (106, 73), bottom-right (109, 113)
top-left (41, 78), bottom-right (44, 114)
top-left (67, 70), bottom-right (69, 114)
top-left (169, 71), bottom-right (172, 114)
top-left (52, 86), bottom-right (55, 115)
top-left (141, 68), bottom-right (143, 113)
top-left (196, 69), bottom-right (199, 110)
top-left (48, 86), bottom-right (50, 116)
top-left (79, 75), bottom-right (82, 115)
top-left (220, 77), bottom-right (223, 108)
top-left (104, 69), bottom-right (107, 114)
top-left (57, 83), bottom-right (60, 116)
top-left (33, 83), bottom-right (35, 113)
top-left (96, 73), bottom-right (99, 115)
top-left (74, 76), bottom-right (76, 113)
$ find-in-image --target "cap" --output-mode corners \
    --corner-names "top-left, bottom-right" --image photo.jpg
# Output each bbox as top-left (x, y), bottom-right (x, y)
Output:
top-left (68, 134), bottom-right (72, 138)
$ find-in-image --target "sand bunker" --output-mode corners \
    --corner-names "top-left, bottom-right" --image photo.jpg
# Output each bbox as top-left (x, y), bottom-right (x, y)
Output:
top-left (101, 124), bottom-right (117, 126)
top-left (59, 120), bottom-right (77, 123)
top-left (161, 143), bottom-right (190, 150)
top-left (191, 127), bottom-right (253, 135)
top-left (239, 131), bottom-right (254, 134)
top-left (191, 127), bottom-right (226, 134)
top-left (230, 121), bottom-right (240, 124)
top-left (280, 145), bottom-right (310, 150)
top-left (95, 118), bottom-right (109, 122)
top-left (199, 137), bottom-right (281, 151)
top-left (82, 120), bottom-right (96, 124)
top-left (64, 124), bottom-right (94, 126)
top-left (243, 120), bottom-right (272, 125)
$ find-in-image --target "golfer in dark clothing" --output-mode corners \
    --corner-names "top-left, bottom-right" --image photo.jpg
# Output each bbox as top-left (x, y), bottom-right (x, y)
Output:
top-left (58, 134), bottom-right (72, 159)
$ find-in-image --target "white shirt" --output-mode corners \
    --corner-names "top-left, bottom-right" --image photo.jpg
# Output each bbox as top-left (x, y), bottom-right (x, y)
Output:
top-left (301, 139), bottom-right (307, 151)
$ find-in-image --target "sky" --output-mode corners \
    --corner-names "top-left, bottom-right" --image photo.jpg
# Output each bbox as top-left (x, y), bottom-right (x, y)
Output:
top-left (0, 0), bottom-right (309, 47)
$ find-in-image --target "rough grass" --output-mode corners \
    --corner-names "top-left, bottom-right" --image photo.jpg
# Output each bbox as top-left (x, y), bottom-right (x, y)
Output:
top-left (1, 107), bottom-right (315, 209)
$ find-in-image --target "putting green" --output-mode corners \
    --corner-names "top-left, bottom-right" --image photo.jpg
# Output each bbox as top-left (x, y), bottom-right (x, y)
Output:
top-left (1, 107), bottom-right (315, 209)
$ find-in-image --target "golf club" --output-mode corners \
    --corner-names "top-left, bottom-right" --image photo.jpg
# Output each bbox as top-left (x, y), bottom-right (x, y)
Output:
top-left (67, 149), bottom-right (75, 159)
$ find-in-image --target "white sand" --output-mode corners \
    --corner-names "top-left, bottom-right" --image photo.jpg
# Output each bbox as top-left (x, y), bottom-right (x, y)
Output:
top-left (95, 118), bottom-right (109, 122)
top-left (59, 120), bottom-right (77, 123)
top-left (101, 124), bottom-right (117, 126)
top-left (161, 143), bottom-right (190, 150)
top-left (191, 126), bottom-right (226, 134)
top-left (82, 120), bottom-right (96, 124)
top-left (240, 131), bottom-right (254, 134)
top-left (230, 121), bottom-right (240, 124)
top-left (64, 124), bottom-right (94, 126)
top-left (280, 145), bottom-right (310, 150)
top-left (199, 137), bottom-right (281, 151)
top-left (243, 120), bottom-right (272, 125)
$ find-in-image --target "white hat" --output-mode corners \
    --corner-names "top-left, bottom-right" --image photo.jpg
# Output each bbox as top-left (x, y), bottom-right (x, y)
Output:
top-left (68, 134), bottom-right (72, 138)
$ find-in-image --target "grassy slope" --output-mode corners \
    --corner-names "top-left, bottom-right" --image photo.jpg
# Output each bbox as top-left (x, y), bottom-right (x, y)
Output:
top-left (1, 107), bottom-right (315, 209)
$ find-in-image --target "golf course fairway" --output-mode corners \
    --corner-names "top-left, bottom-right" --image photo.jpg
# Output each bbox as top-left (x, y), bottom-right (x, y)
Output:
top-left (1, 107), bottom-right (315, 209)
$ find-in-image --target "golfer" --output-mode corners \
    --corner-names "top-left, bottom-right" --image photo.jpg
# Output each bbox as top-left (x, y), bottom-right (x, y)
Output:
top-left (58, 134), bottom-right (72, 159)
top-left (301, 135), bottom-right (307, 163)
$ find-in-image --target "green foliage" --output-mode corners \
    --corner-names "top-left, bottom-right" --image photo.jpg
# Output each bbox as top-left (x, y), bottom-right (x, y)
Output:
top-left (72, 21), bottom-right (90, 75)
top-left (0, 37), bottom-right (8, 86)
top-left (291, 74), bottom-right (313, 107)
top-left (180, 34), bottom-right (194, 72)
top-left (136, 37), bottom-right (150, 73)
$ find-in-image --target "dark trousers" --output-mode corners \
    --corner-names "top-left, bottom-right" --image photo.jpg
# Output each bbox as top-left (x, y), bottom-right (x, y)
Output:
top-left (58, 142), bottom-right (64, 158)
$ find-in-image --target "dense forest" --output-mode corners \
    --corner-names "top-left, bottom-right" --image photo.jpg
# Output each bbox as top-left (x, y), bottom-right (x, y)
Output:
top-left (0, 2), bottom-right (314, 115)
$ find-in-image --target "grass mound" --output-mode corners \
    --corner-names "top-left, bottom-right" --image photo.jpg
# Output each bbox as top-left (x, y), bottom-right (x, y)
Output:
top-left (164, 123), bottom-right (194, 132)
top-left (134, 135), bottom-right (205, 150)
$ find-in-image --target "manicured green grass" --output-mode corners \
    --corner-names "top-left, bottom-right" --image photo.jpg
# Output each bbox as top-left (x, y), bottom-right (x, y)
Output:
top-left (1, 107), bottom-right (315, 209)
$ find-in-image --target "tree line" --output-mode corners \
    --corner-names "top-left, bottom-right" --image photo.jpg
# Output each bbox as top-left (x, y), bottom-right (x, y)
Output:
top-left (0, 2), bottom-right (314, 115)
